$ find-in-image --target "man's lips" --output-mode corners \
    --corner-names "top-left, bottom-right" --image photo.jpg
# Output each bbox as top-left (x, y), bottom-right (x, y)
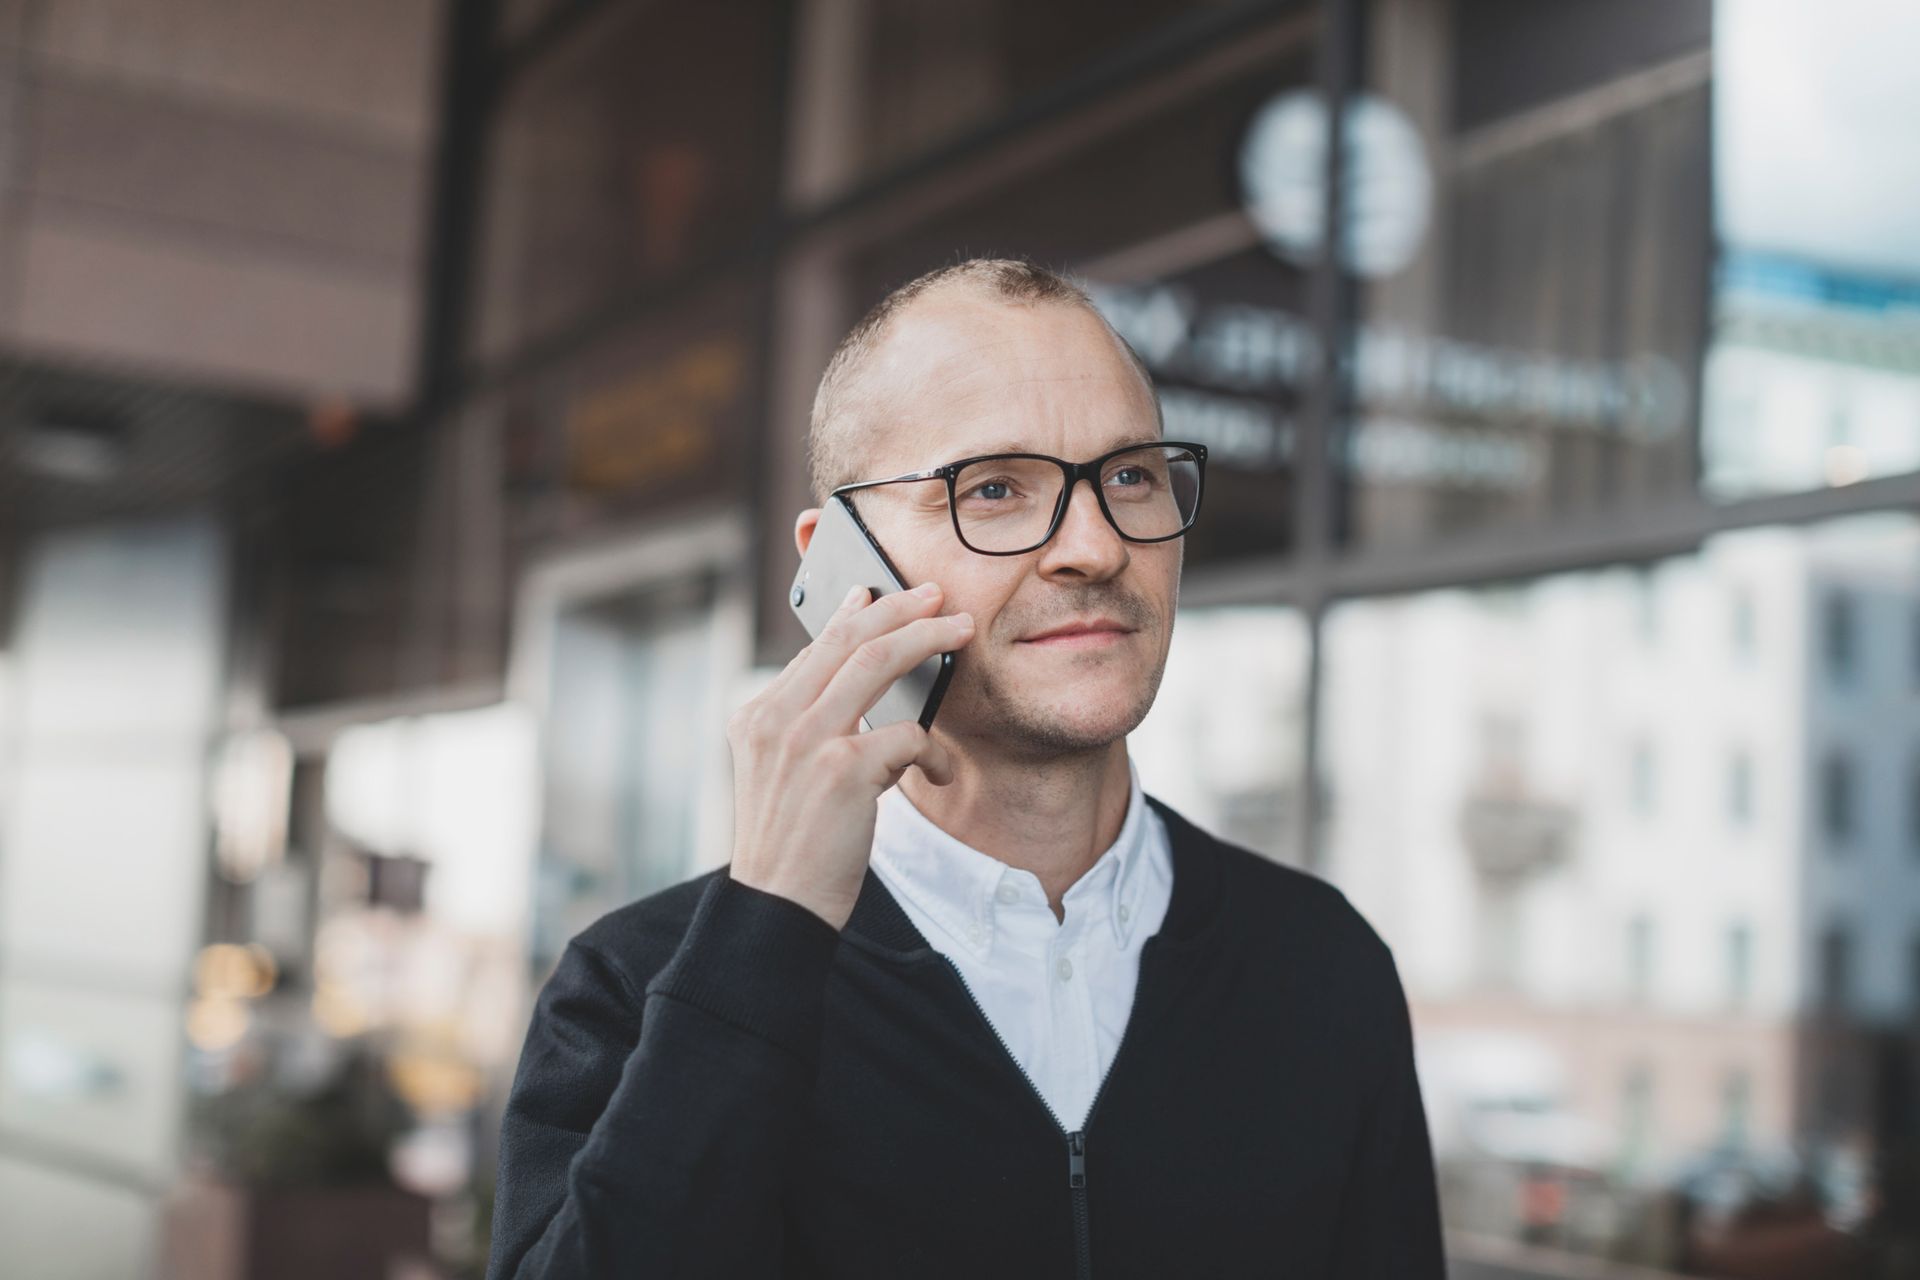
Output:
top-left (1018, 621), bottom-right (1135, 648)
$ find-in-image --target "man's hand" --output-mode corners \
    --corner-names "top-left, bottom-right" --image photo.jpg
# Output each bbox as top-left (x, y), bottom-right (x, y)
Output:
top-left (726, 581), bottom-right (973, 931)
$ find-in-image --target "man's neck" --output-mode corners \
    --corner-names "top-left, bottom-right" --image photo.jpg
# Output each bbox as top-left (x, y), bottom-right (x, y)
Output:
top-left (897, 741), bottom-right (1133, 923)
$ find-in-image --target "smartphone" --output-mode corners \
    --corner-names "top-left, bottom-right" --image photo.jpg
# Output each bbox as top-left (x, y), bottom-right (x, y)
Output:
top-left (789, 494), bottom-right (956, 733)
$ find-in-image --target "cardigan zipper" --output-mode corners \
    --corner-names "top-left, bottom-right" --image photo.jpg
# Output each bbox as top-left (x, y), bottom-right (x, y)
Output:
top-left (1067, 1130), bottom-right (1090, 1280)
top-left (938, 940), bottom-right (1158, 1280)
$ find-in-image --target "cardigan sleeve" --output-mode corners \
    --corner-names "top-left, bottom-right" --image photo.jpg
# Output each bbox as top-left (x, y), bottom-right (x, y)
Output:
top-left (1327, 947), bottom-right (1448, 1278)
top-left (486, 871), bottom-right (842, 1279)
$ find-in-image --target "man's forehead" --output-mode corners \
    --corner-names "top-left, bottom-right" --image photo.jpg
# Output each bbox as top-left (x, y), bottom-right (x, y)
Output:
top-left (857, 294), bottom-right (1155, 465)
top-left (955, 432), bottom-right (1164, 459)
top-left (869, 292), bottom-right (1126, 387)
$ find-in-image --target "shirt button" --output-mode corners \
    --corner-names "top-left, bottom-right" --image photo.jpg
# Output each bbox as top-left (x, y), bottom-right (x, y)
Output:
top-left (996, 883), bottom-right (1019, 905)
top-left (967, 922), bottom-right (986, 944)
top-left (1056, 957), bottom-right (1073, 981)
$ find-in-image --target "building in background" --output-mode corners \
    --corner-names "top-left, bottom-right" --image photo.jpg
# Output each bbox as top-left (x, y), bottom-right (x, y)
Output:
top-left (1323, 517), bottom-right (1920, 1234)
top-left (0, 3), bottom-right (449, 1277)
top-left (0, 1), bottom-right (1915, 1277)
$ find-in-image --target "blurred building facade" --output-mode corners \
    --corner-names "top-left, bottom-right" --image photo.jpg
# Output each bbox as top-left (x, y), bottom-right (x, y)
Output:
top-left (0, 0), bottom-right (1917, 1276)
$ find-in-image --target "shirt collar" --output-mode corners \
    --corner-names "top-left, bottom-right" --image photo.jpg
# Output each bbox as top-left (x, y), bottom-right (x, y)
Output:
top-left (870, 756), bottom-right (1153, 959)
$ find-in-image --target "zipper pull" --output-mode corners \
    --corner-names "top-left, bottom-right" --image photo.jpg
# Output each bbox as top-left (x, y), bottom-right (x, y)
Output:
top-left (1067, 1131), bottom-right (1086, 1189)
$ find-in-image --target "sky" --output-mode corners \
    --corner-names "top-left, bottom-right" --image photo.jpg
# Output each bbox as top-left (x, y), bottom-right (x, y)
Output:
top-left (1715, 0), bottom-right (1920, 282)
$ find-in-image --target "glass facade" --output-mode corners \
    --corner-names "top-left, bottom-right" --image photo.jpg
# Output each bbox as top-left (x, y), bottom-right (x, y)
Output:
top-left (463, 0), bottom-right (1920, 1272)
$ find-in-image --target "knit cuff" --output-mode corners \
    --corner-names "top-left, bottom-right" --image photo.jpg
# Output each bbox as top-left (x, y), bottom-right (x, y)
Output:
top-left (643, 870), bottom-right (843, 1063)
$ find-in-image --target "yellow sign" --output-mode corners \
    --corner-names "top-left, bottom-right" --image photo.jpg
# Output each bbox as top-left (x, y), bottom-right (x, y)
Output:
top-left (566, 336), bottom-right (745, 494)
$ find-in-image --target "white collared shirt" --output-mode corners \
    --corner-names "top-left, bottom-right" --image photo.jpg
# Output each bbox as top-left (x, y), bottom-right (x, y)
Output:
top-left (868, 756), bottom-right (1174, 1133)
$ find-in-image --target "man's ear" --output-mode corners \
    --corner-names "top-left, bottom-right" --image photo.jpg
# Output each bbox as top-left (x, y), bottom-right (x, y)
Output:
top-left (795, 507), bottom-right (821, 557)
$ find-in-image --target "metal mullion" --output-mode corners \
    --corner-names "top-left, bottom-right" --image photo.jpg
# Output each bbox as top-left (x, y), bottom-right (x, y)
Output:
top-left (1377, 469), bottom-right (1920, 600)
top-left (416, 0), bottom-right (501, 419)
top-left (1185, 469), bottom-right (1920, 611)
top-left (1293, 0), bottom-right (1364, 874)
top-left (1323, 500), bottom-right (1712, 601)
top-left (742, 0), bottom-right (803, 710)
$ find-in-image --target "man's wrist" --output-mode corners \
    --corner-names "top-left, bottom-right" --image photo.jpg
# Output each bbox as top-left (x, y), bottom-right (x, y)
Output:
top-left (644, 871), bottom-right (844, 1061)
top-left (726, 863), bottom-right (854, 933)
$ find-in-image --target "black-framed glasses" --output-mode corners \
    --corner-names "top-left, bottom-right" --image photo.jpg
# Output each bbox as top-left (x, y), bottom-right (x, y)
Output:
top-left (831, 440), bottom-right (1208, 556)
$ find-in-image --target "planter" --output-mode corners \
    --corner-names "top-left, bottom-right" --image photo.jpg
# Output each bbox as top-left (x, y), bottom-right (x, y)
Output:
top-left (158, 1176), bottom-right (434, 1280)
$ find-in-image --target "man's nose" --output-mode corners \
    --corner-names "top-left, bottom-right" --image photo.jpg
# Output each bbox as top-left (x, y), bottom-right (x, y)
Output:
top-left (1037, 477), bottom-right (1129, 579)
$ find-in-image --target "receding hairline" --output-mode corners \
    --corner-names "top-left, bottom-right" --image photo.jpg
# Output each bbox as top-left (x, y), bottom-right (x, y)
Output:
top-left (805, 257), bottom-right (1162, 505)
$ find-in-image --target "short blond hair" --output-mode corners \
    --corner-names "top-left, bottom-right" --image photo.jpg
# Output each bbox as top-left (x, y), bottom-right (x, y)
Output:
top-left (805, 255), bottom-right (1161, 504)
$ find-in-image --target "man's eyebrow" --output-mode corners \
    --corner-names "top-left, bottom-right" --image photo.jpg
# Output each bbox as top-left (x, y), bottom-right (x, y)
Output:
top-left (962, 433), bottom-right (1162, 457)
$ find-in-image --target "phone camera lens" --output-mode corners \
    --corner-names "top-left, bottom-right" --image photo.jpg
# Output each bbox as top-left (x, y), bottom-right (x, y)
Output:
top-left (789, 584), bottom-right (806, 608)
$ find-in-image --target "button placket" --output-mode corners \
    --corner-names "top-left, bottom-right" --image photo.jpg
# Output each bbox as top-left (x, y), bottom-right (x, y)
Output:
top-left (1052, 935), bottom-right (1080, 1158)
top-left (1051, 905), bottom-right (1073, 984)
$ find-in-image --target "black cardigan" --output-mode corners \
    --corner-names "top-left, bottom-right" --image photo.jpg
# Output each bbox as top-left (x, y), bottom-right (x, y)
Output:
top-left (486, 794), bottom-right (1446, 1278)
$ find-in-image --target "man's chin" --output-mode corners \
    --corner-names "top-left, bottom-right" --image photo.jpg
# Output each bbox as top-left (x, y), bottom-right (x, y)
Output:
top-left (987, 684), bottom-right (1152, 750)
top-left (944, 645), bottom-right (1164, 750)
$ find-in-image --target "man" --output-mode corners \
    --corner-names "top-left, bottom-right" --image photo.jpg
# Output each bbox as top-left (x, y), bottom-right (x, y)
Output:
top-left (486, 258), bottom-right (1446, 1278)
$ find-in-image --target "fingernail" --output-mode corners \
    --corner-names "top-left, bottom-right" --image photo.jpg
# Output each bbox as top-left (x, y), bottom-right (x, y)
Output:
top-left (912, 581), bottom-right (940, 597)
top-left (843, 584), bottom-right (866, 607)
top-left (953, 612), bottom-right (974, 630)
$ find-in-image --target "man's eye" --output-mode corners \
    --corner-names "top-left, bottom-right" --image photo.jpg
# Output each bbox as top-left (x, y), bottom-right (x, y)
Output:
top-left (1106, 467), bottom-right (1156, 489)
top-left (963, 479), bottom-right (1016, 501)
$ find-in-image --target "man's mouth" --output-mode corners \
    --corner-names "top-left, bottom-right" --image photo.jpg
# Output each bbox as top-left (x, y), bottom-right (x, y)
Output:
top-left (1018, 617), bottom-right (1135, 648)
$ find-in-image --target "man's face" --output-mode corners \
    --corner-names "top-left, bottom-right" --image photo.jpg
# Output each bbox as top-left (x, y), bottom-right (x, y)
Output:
top-left (796, 293), bottom-right (1181, 761)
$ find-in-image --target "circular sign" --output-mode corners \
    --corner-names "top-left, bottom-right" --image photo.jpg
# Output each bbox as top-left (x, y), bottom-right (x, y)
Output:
top-left (1238, 89), bottom-right (1433, 279)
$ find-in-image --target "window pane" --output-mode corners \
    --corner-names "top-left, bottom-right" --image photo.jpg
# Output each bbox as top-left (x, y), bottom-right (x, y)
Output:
top-left (1327, 0), bottom-right (1918, 547)
top-left (532, 570), bottom-right (729, 966)
top-left (1129, 605), bottom-right (1307, 866)
top-left (1909, 755), bottom-right (1920, 854)
top-left (837, 0), bottom-right (1278, 193)
top-left (1335, 0), bottom-right (1708, 548)
top-left (473, 2), bottom-right (784, 364)
top-left (1702, 0), bottom-right (1920, 496)
top-left (1319, 512), bottom-right (1920, 1271)
top-left (1823, 590), bottom-right (1857, 685)
top-left (1727, 749), bottom-right (1753, 827)
top-left (1727, 922), bottom-right (1752, 1009)
top-left (1821, 750), bottom-right (1855, 847)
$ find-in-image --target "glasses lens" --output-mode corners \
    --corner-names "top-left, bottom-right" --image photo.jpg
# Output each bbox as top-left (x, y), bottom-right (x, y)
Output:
top-left (952, 455), bottom-right (1063, 553)
top-left (1100, 445), bottom-right (1202, 541)
top-left (951, 446), bottom-right (1203, 552)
